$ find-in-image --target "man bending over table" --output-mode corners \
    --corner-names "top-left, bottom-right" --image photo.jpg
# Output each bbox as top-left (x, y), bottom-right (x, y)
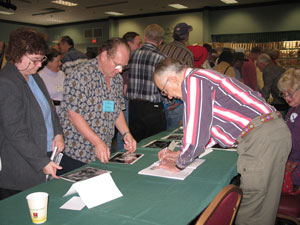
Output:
top-left (59, 38), bottom-right (136, 173)
top-left (153, 58), bottom-right (291, 225)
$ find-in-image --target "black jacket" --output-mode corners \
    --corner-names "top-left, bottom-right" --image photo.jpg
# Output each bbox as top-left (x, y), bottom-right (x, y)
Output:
top-left (0, 62), bottom-right (63, 190)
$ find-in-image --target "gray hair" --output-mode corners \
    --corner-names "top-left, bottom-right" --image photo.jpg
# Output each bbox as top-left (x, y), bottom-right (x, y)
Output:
top-left (154, 58), bottom-right (186, 81)
top-left (278, 68), bottom-right (300, 92)
top-left (257, 53), bottom-right (271, 64)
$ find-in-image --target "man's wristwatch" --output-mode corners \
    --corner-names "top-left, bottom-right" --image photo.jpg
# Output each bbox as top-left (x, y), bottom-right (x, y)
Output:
top-left (122, 131), bottom-right (130, 139)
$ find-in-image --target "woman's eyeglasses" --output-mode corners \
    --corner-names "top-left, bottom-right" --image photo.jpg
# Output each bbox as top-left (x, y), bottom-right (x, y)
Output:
top-left (25, 55), bottom-right (48, 65)
top-left (279, 88), bottom-right (299, 99)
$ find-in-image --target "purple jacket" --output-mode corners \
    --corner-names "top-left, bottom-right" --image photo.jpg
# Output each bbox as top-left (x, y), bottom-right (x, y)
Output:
top-left (286, 106), bottom-right (300, 185)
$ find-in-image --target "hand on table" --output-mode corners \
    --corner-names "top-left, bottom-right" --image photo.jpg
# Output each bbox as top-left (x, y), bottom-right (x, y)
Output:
top-left (52, 134), bottom-right (64, 154)
top-left (95, 141), bottom-right (110, 164)
top-left (157, 149), bottom-right (181, 172)
top-left (123, 133), bottom-right (137, 153)
top-left (43, 161), bottom-right (62, 179)
top-left (158, 148), bottom-right (180, 161)
top-left (158, 157), bottom-right (180, 172)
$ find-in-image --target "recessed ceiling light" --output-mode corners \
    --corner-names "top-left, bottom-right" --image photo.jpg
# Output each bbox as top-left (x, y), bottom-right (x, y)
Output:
top-left (220, 0), bottom-right (238, 4)
top-left (105, 11), bottom-right (124, 16)
top-left (52, 0), bottom-right (78, 7)
top-left (168, 4), bottom-right (188, 9)
top-left (0, 11), bottom-right (14, 15)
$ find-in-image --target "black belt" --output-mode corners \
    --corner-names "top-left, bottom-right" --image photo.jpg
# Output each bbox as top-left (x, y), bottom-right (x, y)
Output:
top-left (130, 99), bottom-right (163, 108)
top-left (53, 100), bottom-right (61, 106)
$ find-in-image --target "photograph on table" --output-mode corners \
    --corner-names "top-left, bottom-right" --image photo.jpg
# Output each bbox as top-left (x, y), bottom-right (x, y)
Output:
top-left (109, 152), bottom-right (144, 165)
top-left (161, 134), bottom-right (184, 141)
top-left (60, 167), bottom-right (111, 182)
top-left (209, 143), bottom-right (237, 151)
top-left (142, 140), bottom-right (172, 149)
top-left (172, 126), bottom-right (184, 134)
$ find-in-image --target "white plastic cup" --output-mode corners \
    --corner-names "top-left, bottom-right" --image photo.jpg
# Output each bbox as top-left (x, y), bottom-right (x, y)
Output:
top-left (26, 192), bottom-right (49, 224)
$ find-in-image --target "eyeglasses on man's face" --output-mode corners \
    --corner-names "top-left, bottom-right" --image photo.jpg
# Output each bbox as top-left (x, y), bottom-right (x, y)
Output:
top-left (111, 58), bottom-right (129, 71)
top-left (279, 87), bottom-right (299, 99)
top-left (161, 79), bottom-right (169, 96)
top-left (25, 55), bottom-right (47, 65)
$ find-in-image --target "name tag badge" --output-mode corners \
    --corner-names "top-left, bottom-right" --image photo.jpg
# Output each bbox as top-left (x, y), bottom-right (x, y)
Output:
top-left (103, 100), bottom-right (114, 112)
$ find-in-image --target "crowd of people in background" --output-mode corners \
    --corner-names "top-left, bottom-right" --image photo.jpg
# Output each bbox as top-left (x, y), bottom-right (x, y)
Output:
top-left (0, 23), bottom-right (300, 225)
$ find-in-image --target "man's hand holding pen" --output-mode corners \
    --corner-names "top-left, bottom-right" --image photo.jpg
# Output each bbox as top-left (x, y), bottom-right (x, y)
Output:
top-left (158, 148), bottom-right (181, 172)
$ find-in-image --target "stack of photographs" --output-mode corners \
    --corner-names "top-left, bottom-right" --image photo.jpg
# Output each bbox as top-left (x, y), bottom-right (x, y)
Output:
top-left (60, 167), bottom-right (111, 182)
top-left (160, 134), bottom-right (183, 141)
top-left (109, 152), bottom-right (144, 165)
top-left (172, 126), bottom-right (184, 134)
top-left (142, 140), bottom-right (171, 149)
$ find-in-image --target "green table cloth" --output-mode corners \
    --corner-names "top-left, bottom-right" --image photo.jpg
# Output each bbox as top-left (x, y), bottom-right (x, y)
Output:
top-left (0, 130), bottom-right (238, 225)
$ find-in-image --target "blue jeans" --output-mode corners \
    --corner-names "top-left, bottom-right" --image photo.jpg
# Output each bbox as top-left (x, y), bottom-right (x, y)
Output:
top-left (165, 103), bottom-right (183, 130)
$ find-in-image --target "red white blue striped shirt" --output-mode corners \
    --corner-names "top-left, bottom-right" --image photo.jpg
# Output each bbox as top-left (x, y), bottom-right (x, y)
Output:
top-left (178, 68), bottom-right (275, 168)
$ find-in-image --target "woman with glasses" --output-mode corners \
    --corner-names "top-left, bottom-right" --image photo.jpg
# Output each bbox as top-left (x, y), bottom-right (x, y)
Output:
top-left (278, 68), bottom-right (300, 187)
top-left (0, 27), bottom-right (64, 200)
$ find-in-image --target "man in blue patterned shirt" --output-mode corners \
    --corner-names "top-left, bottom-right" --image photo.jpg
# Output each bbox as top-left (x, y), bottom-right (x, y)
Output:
top-left (127, 24), bottom-right (167, 142)
top-left (59, 38), bottom-right (137, 173)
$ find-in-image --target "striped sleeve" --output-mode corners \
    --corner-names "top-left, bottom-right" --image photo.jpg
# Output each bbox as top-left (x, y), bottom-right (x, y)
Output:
top-left (177, 75), bottom-right (213, 168)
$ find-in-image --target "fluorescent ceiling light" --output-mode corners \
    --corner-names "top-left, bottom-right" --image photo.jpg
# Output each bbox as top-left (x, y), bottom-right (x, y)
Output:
top-left (168, 4), bottom-right (188, 9)
top-left (52, 0), bottom-right (78, 7)
top-left (105, 11), bottom-right (124, 16)
top-left (220, 0), bottom-right (238, 4)
top-left (49, 19), bottom-right (65, 23)
top-left (0, 11), bottom-right (14, 15)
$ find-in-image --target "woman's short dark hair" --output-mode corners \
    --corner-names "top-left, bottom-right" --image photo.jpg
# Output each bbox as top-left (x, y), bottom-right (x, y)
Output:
top-left (41, 48), bottom-right (60, 67)
top-left (6, 27), bottom-right (48, 64)
top-left (46, 48), bottom-right (60, 62)
top-left (218, 51), bottom-right (234, 66)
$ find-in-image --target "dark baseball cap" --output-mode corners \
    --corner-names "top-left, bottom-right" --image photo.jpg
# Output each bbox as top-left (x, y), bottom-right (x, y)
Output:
top-left (173, 23), bottom-right (193, 36)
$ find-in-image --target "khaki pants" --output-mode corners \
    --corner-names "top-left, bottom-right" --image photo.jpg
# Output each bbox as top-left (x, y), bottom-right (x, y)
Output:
top-left (235, 118), bottom-right (291, 225)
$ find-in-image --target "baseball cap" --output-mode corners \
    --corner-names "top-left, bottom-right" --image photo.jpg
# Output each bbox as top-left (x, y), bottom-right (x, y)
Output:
top-left (174, 23), bottom-right (193, 36)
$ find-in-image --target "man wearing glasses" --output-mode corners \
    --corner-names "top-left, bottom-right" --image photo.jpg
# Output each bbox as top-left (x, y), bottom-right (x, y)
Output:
top-left (127, 24), bottom-right (167, 142)
top-left (153, 58), bottom-right (291, 225)
top-left (59, 38), bottom-right (136, 173)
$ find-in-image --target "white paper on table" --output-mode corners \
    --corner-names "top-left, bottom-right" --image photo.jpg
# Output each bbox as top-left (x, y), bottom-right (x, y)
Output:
top-left (213, 148), bottom-right (237, 152)
top-left (168, 140), bottom-right (178, 150)
top-left (198, 148), bottom-right (214, 158)
top-left (138, 159), bottom-right (205, 180)
top-left (60, 196), bottom-right (85, 211)
top-left (63, 184), bottom-right (77, 197)
top-left (63, 173), bottom-right (123, 209)
top-left (187, 159), bottom-right (206, 169)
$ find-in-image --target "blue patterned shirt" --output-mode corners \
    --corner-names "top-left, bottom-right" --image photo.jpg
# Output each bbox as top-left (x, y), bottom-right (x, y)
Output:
top-left (59, 58), bottom-right (125, 163)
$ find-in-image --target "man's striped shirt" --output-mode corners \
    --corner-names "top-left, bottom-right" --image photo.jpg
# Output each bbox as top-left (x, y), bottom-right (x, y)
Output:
top-left (178, 68), bottom-right (275, 168)
top-left (159, 41), bottom-right (194, 67)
